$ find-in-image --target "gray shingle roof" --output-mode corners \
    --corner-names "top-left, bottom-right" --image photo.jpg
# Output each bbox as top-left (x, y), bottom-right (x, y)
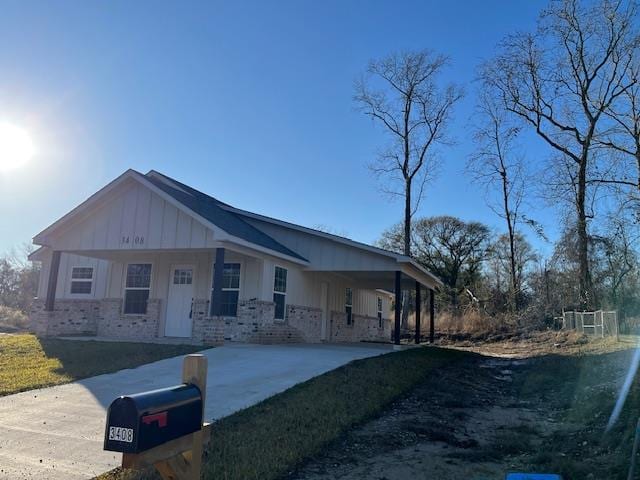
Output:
top-left (144, 171), bottom-right (308, 262)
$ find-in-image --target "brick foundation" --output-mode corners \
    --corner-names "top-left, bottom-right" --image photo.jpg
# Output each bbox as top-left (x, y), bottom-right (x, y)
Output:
top-left (30, 297), bottom-right (391, 345)
top-left (191, 299), bottom-right (224, 346)
top-left (30, 299), bottom-right (100, 336)
top-left (96, 298), bottom-right (161, 339)
top-left (330, 311), bottom-right (390, 343)
top-left (30, 298), bottom-right (162, 340)
top-left (221, 299), bottom-right (304, 343)
top-left (286, 304), bottom-right (323, 342)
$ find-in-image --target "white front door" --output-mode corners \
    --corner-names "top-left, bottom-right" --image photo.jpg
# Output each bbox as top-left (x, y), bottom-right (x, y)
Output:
top-left (165, 265), bottom-right (195, 337)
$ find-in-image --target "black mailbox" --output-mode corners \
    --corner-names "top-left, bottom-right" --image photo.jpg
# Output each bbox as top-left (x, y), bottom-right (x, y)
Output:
top-left (104, 383), bottom-right (203, 453)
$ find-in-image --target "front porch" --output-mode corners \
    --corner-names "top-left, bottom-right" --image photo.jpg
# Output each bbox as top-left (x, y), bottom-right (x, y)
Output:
top-left (30, 247), bottom-right (438, 346)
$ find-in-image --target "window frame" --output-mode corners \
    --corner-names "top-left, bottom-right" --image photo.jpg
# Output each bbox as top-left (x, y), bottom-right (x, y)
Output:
top-left (345, 287), bottom-right (353, 325)
top-left (69, 266), bottom-right (94, 295)
top-left (377, 296), bottom-right (383, 328)
top-left (210, 261), bottom-right (242, 317)
top-left (123, 263), bottom-right (153, 315)
top-left (172, 267), bottom-right (194, 286)
top-left (273, 265), bottom-right (287, 321)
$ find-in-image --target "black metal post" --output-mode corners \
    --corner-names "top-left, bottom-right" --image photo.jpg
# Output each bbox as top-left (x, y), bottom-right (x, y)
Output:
top-left (415, 281), bottom-right (421, 344)
top-left (429, 288), bottom-right (435, 344)
top-left (211, 248), bottom-right (225, 316)
top-left (394, 271), bottom-right (401, 345)
top-left (45, 251), bottom-right (61, 311)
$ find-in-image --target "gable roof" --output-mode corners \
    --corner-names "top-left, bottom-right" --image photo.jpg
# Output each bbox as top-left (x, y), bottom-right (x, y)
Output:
top-left (33, 169), bottom-right (308, 264)
top-left (143, 171), bottom-right (307, 262)
top-left (33, 168), bottom-right (441, 287)
top-left (150, 171), bottom-right (443, 287)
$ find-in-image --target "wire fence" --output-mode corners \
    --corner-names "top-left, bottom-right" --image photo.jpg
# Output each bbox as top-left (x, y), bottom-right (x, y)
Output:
top-left (560, 310), bottom-right (619, 338)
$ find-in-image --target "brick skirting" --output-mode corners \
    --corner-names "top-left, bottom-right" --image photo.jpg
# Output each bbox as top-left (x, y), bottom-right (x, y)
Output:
top-left (330, 311), bottom-right (391, 343)
top-left (30, 297), bottom-right (389, 345)
top-left (30, 298), bottom-right (162, 340)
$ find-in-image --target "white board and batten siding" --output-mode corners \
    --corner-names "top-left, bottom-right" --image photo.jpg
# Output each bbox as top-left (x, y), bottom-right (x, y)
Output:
top-left (34, 176), bottom-right (396, 320)
top-left (36, 250), bottom-right (110, 299)
top-left (258, 257), bottom-right (392, 319)
top-left (46, 179), bottom-right (217, 252)
top-left (242, 217), bottom-right (399, 272)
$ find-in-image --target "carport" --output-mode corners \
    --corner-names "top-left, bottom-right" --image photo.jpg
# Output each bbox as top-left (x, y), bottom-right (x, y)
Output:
top-left (325, 258), bottom-right (442, 345)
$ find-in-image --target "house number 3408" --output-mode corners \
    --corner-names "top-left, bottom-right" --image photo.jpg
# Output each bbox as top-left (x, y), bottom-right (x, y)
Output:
top-left (121, 236), bottom-right (144, 245)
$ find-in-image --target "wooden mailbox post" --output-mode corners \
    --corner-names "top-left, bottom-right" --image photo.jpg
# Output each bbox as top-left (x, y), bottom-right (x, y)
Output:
top-left (108, 354), bottom-right (211, 480)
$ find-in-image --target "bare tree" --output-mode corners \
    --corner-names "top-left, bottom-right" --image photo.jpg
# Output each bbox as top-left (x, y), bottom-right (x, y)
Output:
top-left (354, 50), bottom-right (463, 256)
top-left (468, 92), bottom-right (526, 311)
top-left (482, 0), bottom-right (639, 308)
top-left (486, 233), bottom-right (538, 311)
top-left (600, 56), bottom-right (640, 199)
top-left (591, 213), bottom-right (640, 316)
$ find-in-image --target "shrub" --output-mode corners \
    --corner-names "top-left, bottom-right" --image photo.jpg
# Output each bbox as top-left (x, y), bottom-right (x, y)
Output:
top-left (0, 305), bottom-right (29, 331)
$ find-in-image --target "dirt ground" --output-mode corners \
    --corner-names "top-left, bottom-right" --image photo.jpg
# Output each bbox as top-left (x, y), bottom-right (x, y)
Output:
top-left (287, 331), bottom-right (639, 480)
top-left (440, 329), bottom-right (638, 358)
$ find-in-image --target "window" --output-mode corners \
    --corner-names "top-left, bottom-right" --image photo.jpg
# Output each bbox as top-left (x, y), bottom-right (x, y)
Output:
top-left (211, 263), bottom-right (240, 317)
top-left (124, 264), bottom-right (152, 314)
top-left (273, 266), bottom-right (287, 320)
top-left (173, 268), bottom-right (193, 285)
top-left (70, 267), bottom-right (93, 294)
top-left (345, 287), bottom-right (353, 325)
top-left (377, 296), bottom-right (383, 328)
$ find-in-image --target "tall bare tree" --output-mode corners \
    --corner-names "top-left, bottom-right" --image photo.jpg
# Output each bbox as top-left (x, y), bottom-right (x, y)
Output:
top-left (481, 0), bottom-right (639, 308)
top-left (600, 57), bottom-right (640, 204)
top-left (355, 50), bottom-right (463, 256)
top-left (468, 92), bottom-right (526, 311)
top-left (486, 233), bottom-right (538, 310)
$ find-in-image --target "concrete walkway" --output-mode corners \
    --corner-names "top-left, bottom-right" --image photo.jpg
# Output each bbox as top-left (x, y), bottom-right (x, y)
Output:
top-left (0, 342), bottom-right (392, 479)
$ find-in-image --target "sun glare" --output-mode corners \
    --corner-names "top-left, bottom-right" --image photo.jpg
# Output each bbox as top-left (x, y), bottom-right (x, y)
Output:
top-left (0, 122), bottom-right (35, 172)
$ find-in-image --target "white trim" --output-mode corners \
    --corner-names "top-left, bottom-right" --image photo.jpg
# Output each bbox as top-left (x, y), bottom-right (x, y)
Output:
top-left (273, 265), bottom-right (288, 321)
top-left (210, 260), bottom-right (242, 317)
top-left (28, 246), bottom-right (47, 262)
top-left (33, 169), bottom-right (309, 267)
top-left (170, 264), bottom-right (196, 287)
top-left (69, 266), bottom-right (94, 296)
top-left (129, 172), bottom-right (308, 266)
top-left (218, 239), bottom-right (308, 266)
top-left (122, 262), bottom-right (154, 315)
top-left (220, 204), bottom-right (442, 287)
top-left (345, 287), bottom-right (353, 326)
top-left (34, 170), bottom-right (139, 244)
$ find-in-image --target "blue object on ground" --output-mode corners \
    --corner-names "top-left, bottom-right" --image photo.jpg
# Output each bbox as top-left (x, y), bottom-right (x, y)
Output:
top-left (505, 474), bottom-right (563, 480)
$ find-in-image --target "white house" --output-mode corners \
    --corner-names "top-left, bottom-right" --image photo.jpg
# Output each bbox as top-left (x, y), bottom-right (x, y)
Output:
top-left (29, 169), bottom-right (441, 345)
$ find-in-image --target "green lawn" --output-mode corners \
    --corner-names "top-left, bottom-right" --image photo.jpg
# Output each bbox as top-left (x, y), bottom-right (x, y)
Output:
top-left (0, 334), bottom-right (202, 396)
top-left (98, 346), bottom-right (465, 480)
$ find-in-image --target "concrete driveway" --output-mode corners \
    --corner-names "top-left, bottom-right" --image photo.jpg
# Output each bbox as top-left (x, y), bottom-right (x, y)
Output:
top-left (0, 342), bottom-right (392, 479)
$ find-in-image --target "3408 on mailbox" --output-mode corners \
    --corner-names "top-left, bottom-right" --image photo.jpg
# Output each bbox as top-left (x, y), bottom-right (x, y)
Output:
top-left (109, 426), bottom-right (134, 443)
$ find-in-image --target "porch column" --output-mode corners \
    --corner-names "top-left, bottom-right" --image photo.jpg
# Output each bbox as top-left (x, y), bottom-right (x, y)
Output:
top-left (429, 288), bottom-right (435, 344)
top-left (394, 270), bottom-right (401, 345)
top-left (415, 281), bottom-right (421, 345)
top-left (44, 250), bottom-right (61, 312)
top-left (210, 248), bottom-right (225, 316)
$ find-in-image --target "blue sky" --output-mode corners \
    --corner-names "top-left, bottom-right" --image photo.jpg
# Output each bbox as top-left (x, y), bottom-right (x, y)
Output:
top-left (0, 0), bottom-right (555, 257)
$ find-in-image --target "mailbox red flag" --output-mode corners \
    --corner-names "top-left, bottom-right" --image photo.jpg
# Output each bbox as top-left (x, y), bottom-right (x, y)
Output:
top-left (141, 411), bottom-right (168, 428)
